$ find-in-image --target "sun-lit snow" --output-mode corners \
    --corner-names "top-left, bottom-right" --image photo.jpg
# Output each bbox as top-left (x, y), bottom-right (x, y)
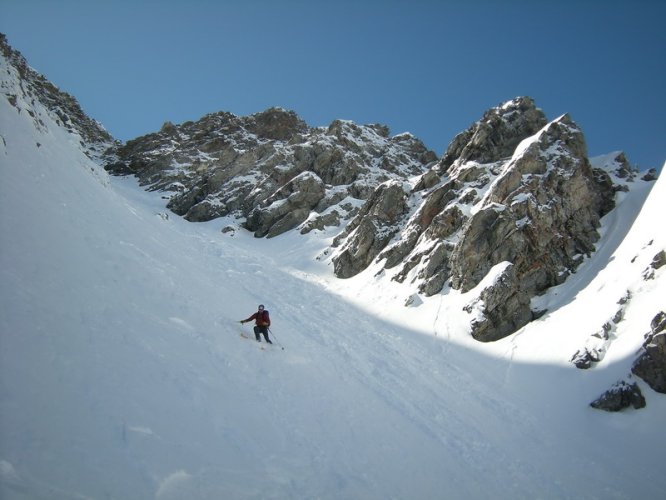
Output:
top-left (1, 55), bottom-right (665, 499)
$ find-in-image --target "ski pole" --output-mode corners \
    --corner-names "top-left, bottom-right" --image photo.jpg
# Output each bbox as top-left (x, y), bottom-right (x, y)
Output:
top-left (268, 328), bottom-right (284, 350)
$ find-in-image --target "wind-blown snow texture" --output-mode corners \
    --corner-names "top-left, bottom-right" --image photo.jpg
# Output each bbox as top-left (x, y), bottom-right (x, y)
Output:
top-left (1, 50), bottom-right (665, 500)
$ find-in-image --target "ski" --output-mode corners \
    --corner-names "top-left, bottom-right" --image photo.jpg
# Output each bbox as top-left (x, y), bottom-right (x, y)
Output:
top-left (239, 331), bottom-right (283, 350)
top-left (240, 332), bottom-right (270, 350)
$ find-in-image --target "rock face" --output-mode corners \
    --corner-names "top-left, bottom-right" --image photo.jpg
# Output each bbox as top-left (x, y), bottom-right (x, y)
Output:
top-left (632, 311), bottom-right (666, 393)
top-left (332, 180), bottom-right (409, 278)
top-left (449, 114), bottom-right (615, 295)
top-left (245, 171), bottom-right (326, 238)
top-left (0, 34), bottom-right (113, 157)
top-left (105, 108), bottom-right (437, 237)
top-left (330, 97), bottom-right (628, 341)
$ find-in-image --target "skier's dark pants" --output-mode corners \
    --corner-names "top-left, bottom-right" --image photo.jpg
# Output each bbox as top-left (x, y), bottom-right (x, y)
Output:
top-left (254, 326), bottom-right (270, 342)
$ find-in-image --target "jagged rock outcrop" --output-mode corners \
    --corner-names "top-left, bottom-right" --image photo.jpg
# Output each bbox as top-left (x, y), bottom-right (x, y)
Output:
top-left (590, 380), bottom-right (646, 412)
top-left (330, 97), bottom-right (635, 341)
top-left (105, 107), bottom-right (436, 236)
top-left (332, 181), bottom-right (409, 278)
top-left (333, 98), bottom-right (550, 288)
top-left (439, 96), bottom-right (548, 170)
top-left (449, 113), bottom-right (615, 294)
top-left (632, 311), bottom-right (666, 393)
top-left (0, 33), bottom-right (113, 157)
top-left (587, 151), bottom-right (638, 182)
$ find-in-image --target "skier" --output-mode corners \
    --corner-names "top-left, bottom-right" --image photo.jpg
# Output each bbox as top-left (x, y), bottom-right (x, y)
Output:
top-left (240, 304), bottom-right (272, 343)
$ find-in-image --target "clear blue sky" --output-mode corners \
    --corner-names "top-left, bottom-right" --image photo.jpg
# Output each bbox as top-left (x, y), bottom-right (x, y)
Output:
top-left (1, 0), bottom-right (664, 170)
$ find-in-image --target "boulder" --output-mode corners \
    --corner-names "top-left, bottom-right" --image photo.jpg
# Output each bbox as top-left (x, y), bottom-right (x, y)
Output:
top-left (463, 263), bottom-right (533, 342)
top-left (590, 381), bottom-right (646, 412)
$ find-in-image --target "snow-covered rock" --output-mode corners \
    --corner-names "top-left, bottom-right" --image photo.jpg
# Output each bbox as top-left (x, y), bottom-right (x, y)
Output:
top-left (105, 106), bottom-right (437, 237)
top-left (632, 311), bottom-right (666, 393)
top-left (590, 380), bottom-right (646, 411)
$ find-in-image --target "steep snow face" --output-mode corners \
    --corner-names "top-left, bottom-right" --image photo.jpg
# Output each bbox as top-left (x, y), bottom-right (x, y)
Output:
top-left (2, 47), bottom-right (666, 500)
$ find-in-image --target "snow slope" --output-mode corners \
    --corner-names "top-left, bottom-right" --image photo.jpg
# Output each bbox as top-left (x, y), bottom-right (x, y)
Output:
top-left (2, 73), bottom-right (666, 499)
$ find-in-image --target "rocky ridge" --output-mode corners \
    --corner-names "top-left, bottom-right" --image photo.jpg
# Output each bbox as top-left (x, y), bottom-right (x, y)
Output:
top-left (106, 107), bottom-right (437, 238)
top-left (0, 34), bottom-right (113, 159)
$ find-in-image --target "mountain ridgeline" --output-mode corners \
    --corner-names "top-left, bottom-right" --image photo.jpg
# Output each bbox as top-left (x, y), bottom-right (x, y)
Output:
top-left (104, 94), bottom-right (654, 343)
top-left (0, 34), bottom-right (112, 158)
top-left (2, 34), bottom-right (659, 349)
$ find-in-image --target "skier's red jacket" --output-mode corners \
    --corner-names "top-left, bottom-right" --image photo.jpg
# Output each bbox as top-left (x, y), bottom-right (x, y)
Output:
top-left (243, 310), bottom-right (270, 327)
